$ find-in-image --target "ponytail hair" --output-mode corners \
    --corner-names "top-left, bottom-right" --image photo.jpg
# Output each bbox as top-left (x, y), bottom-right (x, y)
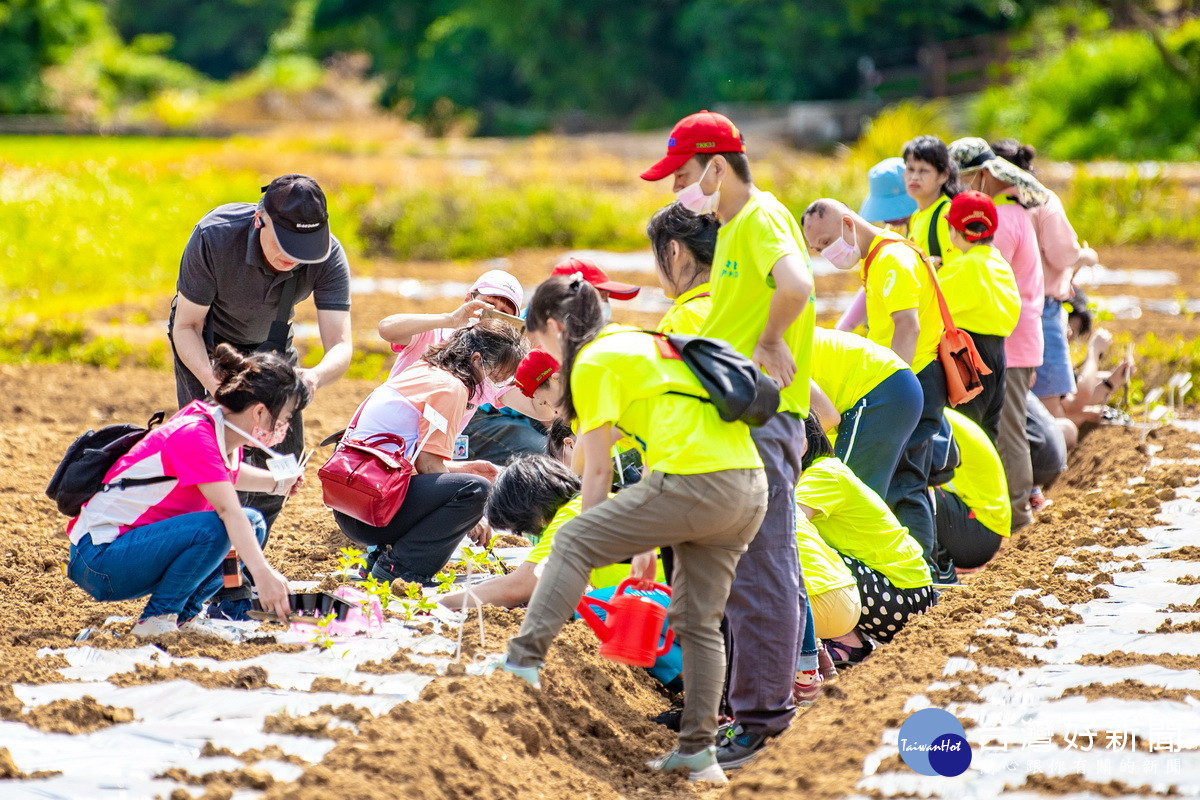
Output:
top-left (211, 343), bottom-right (310, 418)
top-left (423, 319), bottom-right (526, 400)
top-left (990, 138), bottom-right (1037, 174)
top-left (525, 274), bottom-right (605, 423)
top-left (800, 410), bottom-right (834, 471)
top-left (646, 202), bottom-right (718, 294)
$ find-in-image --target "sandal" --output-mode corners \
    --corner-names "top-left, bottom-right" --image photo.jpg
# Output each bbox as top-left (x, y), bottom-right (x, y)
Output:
top-left (823, 637), bottom-right (874, 668)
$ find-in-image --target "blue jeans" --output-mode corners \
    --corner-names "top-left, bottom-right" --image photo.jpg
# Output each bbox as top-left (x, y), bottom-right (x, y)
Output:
top-left (1034, 299), bottom-right (1076, 398)
top-left (68, 509), bottom-right (267, 621)
top-left (834, 369), bottom-right (923, 501)
top-left (797, 602), bottom-right (818, 672)
top-left (886, 360), bottom-right (946, 571)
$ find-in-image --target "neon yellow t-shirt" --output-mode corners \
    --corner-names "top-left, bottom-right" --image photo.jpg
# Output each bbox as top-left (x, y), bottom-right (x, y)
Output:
top-left (811, 327), bottom-right (909, 414)
top-left (938, 244), bottom-right (1020, 337)
top-left (795, 456), bottom-right (931, 589)
top-left (656, 283), bottom-right (713, 337)
top-left (526, 495), bottom-right (666, 588)
top-left (571, 325), bottom-right (763, 475)
top-left (702, 192), bottom-right (816, 416)
top-left (796, 512), bottom-right (857, 597)
top-left (908, 197), bottom-right (961, 265)
top-left (942, 408), bottom-right (1011, 537)
top-left (860, 231), bottom-right (943, 373)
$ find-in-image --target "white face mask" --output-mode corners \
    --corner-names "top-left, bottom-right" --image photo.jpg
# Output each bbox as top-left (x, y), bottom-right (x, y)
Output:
top-left (820, 224), bottom-right (862, 270)
top-left (675, 160), bottom-right (721, 215)
top-left (222, 417), bottom-right (301, 480)
top-left (599, 301), bottom-right (613, 324)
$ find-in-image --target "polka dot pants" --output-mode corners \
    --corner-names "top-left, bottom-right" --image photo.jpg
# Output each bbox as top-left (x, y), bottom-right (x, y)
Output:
top-left (841, 555), bottom-right (935, 644)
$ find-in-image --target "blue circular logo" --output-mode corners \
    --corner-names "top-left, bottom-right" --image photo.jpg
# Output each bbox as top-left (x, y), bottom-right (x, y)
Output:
top-left (897, 708), bottom-right (973, 776)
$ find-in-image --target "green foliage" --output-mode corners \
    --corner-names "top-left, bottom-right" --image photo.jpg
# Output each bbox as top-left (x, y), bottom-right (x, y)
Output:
top-left (433, 570), bottom-right (457, 595)
top-left (336, 546), bottom-right (367, 579)
top-left (361, 181), bottom-right (658, 261)
top-left (1059, 168), bottom-right (1200, 247)
top-left (845, 100), bottom-right (955, 175)
top-left (111, 0), bottom-right (292, 80)
top-left (0, 0), bottom-right (106, 112)
top-left (974, 19), bottom-right (1200, 160)
top-left (360, 573), bottom-right (392, 612)
top-left (310, 611), bottom-right (337, 649)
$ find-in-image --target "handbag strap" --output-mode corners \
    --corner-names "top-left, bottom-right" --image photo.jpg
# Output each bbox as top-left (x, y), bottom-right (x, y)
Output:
top-left (341, 394), bottom-right (442, 463)
top-left (861, 236), bottom-right (961, 335)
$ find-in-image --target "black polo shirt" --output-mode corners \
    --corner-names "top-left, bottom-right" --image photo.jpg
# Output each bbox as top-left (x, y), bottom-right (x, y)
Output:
top-left (176, 203), bottom-right (351, 348)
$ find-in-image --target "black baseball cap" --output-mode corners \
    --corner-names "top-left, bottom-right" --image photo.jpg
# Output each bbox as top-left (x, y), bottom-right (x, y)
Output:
top-left (260, 174), bottom-right (331, 263)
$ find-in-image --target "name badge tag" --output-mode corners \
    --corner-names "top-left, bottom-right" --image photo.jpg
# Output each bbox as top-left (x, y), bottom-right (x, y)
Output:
top-left (452, 435), bottom-right (469, 460)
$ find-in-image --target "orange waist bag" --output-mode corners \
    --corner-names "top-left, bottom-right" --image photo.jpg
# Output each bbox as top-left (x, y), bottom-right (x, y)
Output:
top-left (862, 237), bottom-right (991, 406)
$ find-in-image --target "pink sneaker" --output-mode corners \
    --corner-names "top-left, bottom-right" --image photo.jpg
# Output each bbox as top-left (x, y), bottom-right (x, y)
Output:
top-left (817, 644), bottom-right (839, 683)
top-left (793, 669), bottom-right (823, 707)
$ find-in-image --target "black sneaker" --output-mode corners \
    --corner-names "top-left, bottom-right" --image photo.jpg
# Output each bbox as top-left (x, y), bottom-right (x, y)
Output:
top-left (369, 550), bottom-right (429, 586)
top-left (651, 705), bottom-right (684, 732)
top-left (715, 724), bottom-right (770, 769)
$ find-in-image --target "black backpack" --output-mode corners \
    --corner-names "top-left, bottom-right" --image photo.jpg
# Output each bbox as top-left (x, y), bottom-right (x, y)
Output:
top-left (46, 411), bottom-right (173, 517)
top-left (647, 331), bottom-right (781, 428)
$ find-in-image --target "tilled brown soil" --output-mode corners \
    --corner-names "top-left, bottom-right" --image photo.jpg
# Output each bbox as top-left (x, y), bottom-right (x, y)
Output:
top-left (1, 365), bottom-right (1198, 799)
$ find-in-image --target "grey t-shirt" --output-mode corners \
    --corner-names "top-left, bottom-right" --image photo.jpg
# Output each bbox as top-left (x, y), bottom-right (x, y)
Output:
top-left (176, 203), bottom-right (351, 347)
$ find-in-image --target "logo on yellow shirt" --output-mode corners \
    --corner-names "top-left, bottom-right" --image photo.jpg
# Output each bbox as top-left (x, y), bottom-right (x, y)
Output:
top-left (882, 270), bottom-right (897, 298)
top-left (720, 259), bottom-right (739, 279)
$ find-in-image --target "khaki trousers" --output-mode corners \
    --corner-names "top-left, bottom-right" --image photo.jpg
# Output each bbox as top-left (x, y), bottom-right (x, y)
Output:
top-left (508, 468), bottom-right (768, 754)
top-left (998, 367), bottom-right (1035, 529)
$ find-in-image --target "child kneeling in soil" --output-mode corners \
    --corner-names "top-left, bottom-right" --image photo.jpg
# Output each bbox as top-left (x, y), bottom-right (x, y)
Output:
top-left (66, 345), bottom-right (308, 635)
top-left (931, 409), bottom-right (1011, 573)
top-left (439, 454), bottom-right (664, 610)
top-left (795, 413), bottom-right (935, 667)
top-left (499, 275), bottom-right (768, 784)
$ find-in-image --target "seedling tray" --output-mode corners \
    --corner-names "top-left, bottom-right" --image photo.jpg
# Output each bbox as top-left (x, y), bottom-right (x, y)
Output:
top-left (248, 591), bottom-right (354, 622)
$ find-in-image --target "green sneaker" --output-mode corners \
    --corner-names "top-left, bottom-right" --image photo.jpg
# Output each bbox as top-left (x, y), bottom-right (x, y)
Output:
top-left (647, 746), bottom-right (728, 783)
top-left (499, 660), bottom-right (541, 689)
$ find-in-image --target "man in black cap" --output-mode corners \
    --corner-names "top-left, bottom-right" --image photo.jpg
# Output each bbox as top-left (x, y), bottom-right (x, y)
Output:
top-left (169, 174), bottom-right (353, 615)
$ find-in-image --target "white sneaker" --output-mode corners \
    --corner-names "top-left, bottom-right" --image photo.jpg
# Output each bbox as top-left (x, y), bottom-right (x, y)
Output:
top-left (178, 617), bottom-right (239, 641)
top-left (130, 614), bottom-right (178, 637)
top-left (648, 746), bottom-right (728, 784)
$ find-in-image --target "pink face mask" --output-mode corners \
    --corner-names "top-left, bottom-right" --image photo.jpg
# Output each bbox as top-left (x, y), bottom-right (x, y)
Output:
top-left (820, 226), bottom-right (862, 270)
top-left (252, 418), bottom-right (289, 449)
top-left (675, 160), bottom-right (720, 215)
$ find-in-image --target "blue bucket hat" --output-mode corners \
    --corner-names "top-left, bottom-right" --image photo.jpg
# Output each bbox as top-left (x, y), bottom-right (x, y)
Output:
top-left (859, 157), bottom-right (918, 224)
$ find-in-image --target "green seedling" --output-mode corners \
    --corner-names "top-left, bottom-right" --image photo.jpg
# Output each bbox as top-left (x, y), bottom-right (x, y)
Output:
top-left (336, 546), bottom-right (367, 580)
top-left (459, 546), bottom-right (498, 575)
top-left (403, 581), bottom-right (438, 615)
top-left (310, 611), bottom-right (337, 650)
top-left (434, 570), bottom-right (457, 594)
top-left (361, 573), bottom-right (392, 612)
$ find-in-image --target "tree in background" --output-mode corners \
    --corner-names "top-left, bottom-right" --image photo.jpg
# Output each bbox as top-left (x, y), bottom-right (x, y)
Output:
top-left (0, 0), bottom-right (103, 112)
top-left (111, 0), bottom-right (292, 80)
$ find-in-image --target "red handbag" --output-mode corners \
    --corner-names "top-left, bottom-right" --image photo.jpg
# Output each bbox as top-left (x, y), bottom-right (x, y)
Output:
top-left (318, 397), bottom-right (436, 527)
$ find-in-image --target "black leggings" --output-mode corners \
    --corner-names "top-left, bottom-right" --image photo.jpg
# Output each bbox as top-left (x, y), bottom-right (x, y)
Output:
top-left (334, 472), bottom-right (489, 578)
top-left (933, 486), bottom-right (1003, 569)
top-left (842, 555), bottom-right (936, 643)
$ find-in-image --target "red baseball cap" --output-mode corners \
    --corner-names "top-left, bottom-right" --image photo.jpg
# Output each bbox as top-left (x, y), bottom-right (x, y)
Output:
top-left (640, 110), bottom-right (745, 182)
top-left (551, 257), bottom-right (640, 300)
top-left (514, 349), bottom-right (560, 397)
top-left (947, 190), bottom-right (998, 241)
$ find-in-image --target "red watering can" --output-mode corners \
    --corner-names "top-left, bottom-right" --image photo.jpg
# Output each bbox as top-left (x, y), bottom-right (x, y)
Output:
top-left (575, 579), bottom-right (674, 667)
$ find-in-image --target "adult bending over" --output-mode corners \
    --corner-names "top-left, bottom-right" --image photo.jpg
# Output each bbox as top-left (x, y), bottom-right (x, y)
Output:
top-left (501, 275), bottom-right (768, 785)
top-left (333, 321), bottom-right (525, 584)
top-left (67, 345), bottom-right (309, 636)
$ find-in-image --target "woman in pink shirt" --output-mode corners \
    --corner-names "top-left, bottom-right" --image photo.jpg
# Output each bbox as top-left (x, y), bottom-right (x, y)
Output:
top-left (992, 139), bottom-right (1101, 418)
top-left (949, 138), bottom-right (1052, 531)
top-left (68, 345), bottom-right (309, 636)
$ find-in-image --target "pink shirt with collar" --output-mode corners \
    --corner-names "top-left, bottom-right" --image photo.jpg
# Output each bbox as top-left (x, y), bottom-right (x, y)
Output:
top-left (992, 197), bottom-right (1045, 369)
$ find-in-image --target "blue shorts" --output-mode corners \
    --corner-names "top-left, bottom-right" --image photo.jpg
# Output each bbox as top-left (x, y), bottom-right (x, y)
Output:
top-left (1034, 298), bottom-right (1076, 398)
